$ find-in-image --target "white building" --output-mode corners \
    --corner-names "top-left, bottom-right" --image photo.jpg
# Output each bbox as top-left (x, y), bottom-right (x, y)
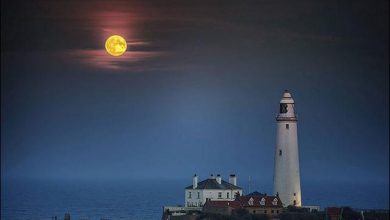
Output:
top-left (273, 90), bottom-right (302, 207)
top-left (185, 174), bottom-right (243, 207)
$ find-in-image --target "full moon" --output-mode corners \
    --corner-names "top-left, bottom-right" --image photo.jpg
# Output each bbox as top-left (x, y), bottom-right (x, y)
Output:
top-left (105, 35), bottom-right (127, 57)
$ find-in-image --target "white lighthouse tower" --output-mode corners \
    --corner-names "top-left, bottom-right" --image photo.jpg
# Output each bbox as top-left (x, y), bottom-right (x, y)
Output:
top-left (273, 90), bottom-right (302, 207)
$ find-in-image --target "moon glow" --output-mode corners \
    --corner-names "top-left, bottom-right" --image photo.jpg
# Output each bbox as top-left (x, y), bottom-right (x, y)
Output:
top-left (105, 35), bottom-right (127, 56)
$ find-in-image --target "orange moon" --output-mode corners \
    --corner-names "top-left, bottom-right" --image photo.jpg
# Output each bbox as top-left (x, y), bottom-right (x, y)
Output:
top-left (105, 35), bottom-right (127, 56)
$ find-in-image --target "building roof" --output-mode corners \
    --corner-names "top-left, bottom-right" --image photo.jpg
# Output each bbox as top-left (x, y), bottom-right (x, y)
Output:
top-left (237, 195), bottom-right (283, 208)
top-left (326, 207), bottom-right (343, 216)
top-left (202, 195), bottom-right (283, 210)
top-left (185, 178), bottom-right (242, 190)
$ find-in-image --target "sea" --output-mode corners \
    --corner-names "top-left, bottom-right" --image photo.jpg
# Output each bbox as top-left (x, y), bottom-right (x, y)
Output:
top-left (1, 178), bottom-right (388, 220)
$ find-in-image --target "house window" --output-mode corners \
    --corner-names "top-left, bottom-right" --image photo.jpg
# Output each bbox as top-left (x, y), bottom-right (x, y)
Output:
top-left (260, 198), bottom-right (266, 206)
top-left (253, 210), bottom-right (256, 214)
top-left (188, 192), bottom-right (192, 198)
top-left (279, 150), bottom-right (282, 156)
top-left (271, 210), bottom-right (274, 214)
top-left (264, 210), bottom-right (267, 214)
top-left (248, 197), bottom-right (254, 206)
top-left (286, 124), bottom-right (289, 129)
top-left (277, 210), bottom-right (279, 214)
top-left (227, 192), bottom-right (230, 198)
top-left (197, 192), bottom-right (200, 199)
top-left (272, 198), bottom-right (278, 205)
top-left (218, 192), bottom-right (222, 198)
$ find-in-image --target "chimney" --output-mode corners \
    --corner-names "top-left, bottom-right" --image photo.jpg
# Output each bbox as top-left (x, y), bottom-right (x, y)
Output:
top-left (193, 174), bottom-right (198, 189)
top-left (210, 174), bottom-right (214, 179)
top-left (216, 174), bottom-right (222, 184)
top-left (229, 174), bottom-right (237, 186)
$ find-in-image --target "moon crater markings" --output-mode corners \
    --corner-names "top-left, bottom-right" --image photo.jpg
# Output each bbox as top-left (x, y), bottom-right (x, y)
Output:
top-left (105, 35), bottom-right (127, 57)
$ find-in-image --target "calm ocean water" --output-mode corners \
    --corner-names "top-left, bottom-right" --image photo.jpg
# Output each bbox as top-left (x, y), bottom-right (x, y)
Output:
top-left (1, 178), bottom-right (388, 220)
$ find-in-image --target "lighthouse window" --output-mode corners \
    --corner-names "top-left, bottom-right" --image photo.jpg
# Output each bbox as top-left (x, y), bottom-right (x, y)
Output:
top-left (286, 124), bottom-right (289, 129)
top-left (227, 192), bottom-right (230, 198)
top-left (279, 150), bottom-right (282, 156)
top-left (218, 192), bottom-right (222, 198)
top-left (197, 192), bottom-right (200, 198)
top-left (280, 103), bottom-right (288, 113)
top-left (294, 193), bottom-right (296, 196)
top-left (188, 192), bottom-right (192, 198)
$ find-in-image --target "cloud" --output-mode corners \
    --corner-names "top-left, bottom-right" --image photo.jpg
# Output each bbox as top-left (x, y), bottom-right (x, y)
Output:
top-left (70, 49), bottom-right (166, 71)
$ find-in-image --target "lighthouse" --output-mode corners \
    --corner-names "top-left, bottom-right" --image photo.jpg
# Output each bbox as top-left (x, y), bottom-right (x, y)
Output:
top-left (273, 90), bottom-right (302, 207)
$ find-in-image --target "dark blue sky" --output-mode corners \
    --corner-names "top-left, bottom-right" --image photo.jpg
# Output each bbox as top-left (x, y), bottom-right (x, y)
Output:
top-left (1, 0), bottom-right (388, 187)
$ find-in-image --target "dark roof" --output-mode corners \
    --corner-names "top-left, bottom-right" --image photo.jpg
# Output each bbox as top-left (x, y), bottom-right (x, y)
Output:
top-left (186, 179), bottom-right (242, 190)
top-left (237, 195), bottom-right (283, 208)
top-left (202, 195), bottom-right (283, 209)
top-left (326, 207), bottom-right (343, 216)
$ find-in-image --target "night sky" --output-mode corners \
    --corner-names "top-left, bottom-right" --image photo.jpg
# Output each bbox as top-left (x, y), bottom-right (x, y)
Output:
top-left (1, 0), bottom-right (388, 188)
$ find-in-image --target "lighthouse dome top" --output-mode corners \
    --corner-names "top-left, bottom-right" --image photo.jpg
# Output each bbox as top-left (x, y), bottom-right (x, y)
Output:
top-left (280, 90), bottom-right (295, 104)
top-left (282, 90), bottom-right (292, 98)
